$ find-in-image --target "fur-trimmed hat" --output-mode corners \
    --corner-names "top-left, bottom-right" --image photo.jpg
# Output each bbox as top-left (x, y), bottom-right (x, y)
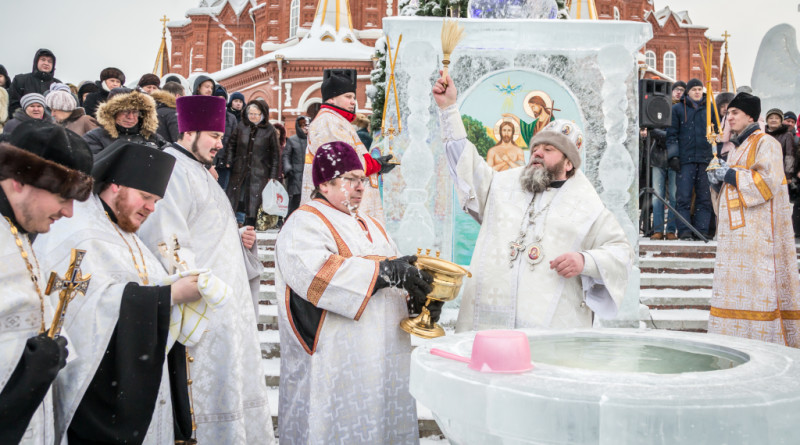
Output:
top-left (715, 92), bottom-right (735, 110)
top-left (100, 67), bottom-right (125, 84)
top-left (312, 141), bottom-right (364, 187)
top-left (321, 69), bottom-right (357, 102)
top-left (728, 92), bottom-right (761, 123)
top-left (176, 95), bottom-right (226, 133)
top-left (95, 90), bottom-right (158, 139)
top-left (137, 73), bottom-right (160, 89)
top-left (529, 119), bottom-right (584, 169)
top-left (0, 121), bottom-right (93, 201)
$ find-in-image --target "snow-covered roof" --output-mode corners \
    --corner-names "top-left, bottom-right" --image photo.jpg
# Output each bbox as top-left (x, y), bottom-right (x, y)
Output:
top-left (273, 34), bottom-right (374, 61)
top-left (211, 53), bottom-right (277, 81)
top-left (646, 7), bottom-right (707, 30)
top-left (187, 0), bottom-right (258, 17)
top-left (167, 18), bottom-right (192, 28)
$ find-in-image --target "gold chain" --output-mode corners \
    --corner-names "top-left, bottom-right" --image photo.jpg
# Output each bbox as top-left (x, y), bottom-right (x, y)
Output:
top-left (4, 217), bottom-right (46, 333)
top-left (105, 213), bottom-right (149, 285)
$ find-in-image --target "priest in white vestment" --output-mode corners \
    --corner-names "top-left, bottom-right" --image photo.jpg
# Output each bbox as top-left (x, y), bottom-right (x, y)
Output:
top-left (300, 69), bottom-right (395, 222)
top-left (276, 141), bottom-right (435, 444)
top-left (138, 95), bottom-right (273, 443)
top-left (0, 122), bottom-right (94, 444)
top-left (706, 93), bottom-right (800, 347)
top-left (34, 140), bottom-right (206, 444)
top-left (432, 74), bottom-right (633, 332)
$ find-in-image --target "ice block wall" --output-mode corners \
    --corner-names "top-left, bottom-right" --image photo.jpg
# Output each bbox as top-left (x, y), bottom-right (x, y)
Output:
top-left (381, 17), bottom-right (652, 324)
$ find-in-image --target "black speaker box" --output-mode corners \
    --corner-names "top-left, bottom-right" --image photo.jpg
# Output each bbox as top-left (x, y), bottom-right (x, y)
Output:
top-left (639, 79), bottom-right (673, 128)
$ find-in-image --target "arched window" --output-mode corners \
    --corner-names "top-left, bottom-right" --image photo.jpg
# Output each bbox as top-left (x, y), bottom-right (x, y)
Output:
top-left (613, 6), bottom-right (620, 20)
top-left (290, 0), bottom-right (300, 38)
top-left (242, 41), bottom-right (255, 63)
top-left (221, 40), bottom-right (235, 70)
top-left (645, 50), bottom-right (656, 70)
top-left (663, 51), bottom-right (677, 79)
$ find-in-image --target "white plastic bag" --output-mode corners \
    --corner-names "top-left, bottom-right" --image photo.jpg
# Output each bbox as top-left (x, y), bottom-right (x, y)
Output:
top-left (262, 179), bottom-right (288, 217)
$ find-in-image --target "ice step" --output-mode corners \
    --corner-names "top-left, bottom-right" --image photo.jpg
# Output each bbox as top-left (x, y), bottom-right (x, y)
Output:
top-left (640, 288), bottom-right (712, 308)
top-left (640, 272), bottom-right (713, 288)
top-left (644, 308), bottom-right (709, 332)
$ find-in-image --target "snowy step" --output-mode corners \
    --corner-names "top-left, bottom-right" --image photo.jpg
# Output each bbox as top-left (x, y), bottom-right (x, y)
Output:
top-left (640, 288), bottom-right (711, 309)
top-left (260, 269), bottom-right (275, 282)
top-left (258, 304), bottom-right (278, 325)
top-left (639, 257), bottom-right (716, 274)
top-left (260, 284), bottom-right (277, 303)
top-left (259, 329), bottom-right (281, 359)
top-left (644, 308), bottom-right (709, 332)
top-left (640, 272), bottom-right (713, 289)
top-left (258, 248), bottom-right (275, 263)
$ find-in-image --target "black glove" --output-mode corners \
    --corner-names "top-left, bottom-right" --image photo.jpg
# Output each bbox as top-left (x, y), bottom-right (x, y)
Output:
top-left (668, 157), bottom-right (681, 172)
top-left (26, 333), bottom-right (68, 373)
top-left (408, 298), bottom-right (445, 324)
top-left (375, 154), bottom-right (397, 175)
top-left (373, 255), bottom-right (433, 302)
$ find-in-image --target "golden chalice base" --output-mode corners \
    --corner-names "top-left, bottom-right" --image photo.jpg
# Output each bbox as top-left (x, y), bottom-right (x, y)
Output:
top-left (400, 304), bottom-right (445, 339)
top-left (706, 154), bottom-right (721, 171)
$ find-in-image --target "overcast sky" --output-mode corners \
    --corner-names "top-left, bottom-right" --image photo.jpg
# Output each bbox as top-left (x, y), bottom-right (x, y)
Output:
top-left (0, 0), bottom-right (797, 87)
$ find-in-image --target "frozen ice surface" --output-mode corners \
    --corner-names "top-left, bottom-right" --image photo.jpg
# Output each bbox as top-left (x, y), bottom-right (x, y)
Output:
top-left (411, 329), bottom-right (800, 444)
top-left (382, 17), bottom-right (650, 324)
top-left (751, 24), bottom-right (800, 114)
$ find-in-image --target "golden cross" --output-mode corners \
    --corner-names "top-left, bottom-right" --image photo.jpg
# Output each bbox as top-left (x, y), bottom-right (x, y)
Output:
top-left (45, 249), bottom-right (92, 338)
top-left (722, 30), bottom-right (731, 43)
top-left (158, 234), bottom-right (189, 274)
top-left (160, 14), bottom-right (170, 36)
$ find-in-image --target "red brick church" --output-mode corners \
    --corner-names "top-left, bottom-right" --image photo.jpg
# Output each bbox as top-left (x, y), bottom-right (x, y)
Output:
top-left (167, 0), bottom-right (723, 125)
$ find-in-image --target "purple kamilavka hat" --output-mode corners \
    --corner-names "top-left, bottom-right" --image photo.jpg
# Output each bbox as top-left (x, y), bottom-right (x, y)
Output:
top-left (176, 95), bottom-right (226, 133)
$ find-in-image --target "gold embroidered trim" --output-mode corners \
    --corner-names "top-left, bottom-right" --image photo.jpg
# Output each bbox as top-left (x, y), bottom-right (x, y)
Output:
top-left (368, 216), bottom-right (390, 243)
top-left (752, 170), bottom-right (773, 202)
top-left (709, 306), bottom-right (800, 321)
top-left (307, 254), bottom-right (345, 305)
top-left (355, 260), bottom-right (380, 321)
top-left (297, 203), bottom-right (352, 257)
top-left (305, 150), bottom-right (314, 164)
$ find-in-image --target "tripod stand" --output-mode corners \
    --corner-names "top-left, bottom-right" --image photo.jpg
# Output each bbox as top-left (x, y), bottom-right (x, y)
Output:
top-left (639, 129), bottom-right (709, 243)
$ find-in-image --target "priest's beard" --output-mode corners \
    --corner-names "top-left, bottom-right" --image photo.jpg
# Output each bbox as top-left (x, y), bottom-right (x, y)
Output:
top-left (191, 138), bottom-right (213, 166)
top-left (114, 188), bottom-right (144, 233)
top-left (520, 159), bottom-right (560, 194)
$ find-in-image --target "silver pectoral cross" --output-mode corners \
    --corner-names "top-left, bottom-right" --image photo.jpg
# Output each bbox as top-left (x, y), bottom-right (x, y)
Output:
top-left (158, 235), bottom-right (189, 274)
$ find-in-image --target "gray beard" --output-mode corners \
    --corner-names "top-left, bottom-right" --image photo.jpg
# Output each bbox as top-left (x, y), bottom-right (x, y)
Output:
top-left (519, 163), bottom-right (553, 194)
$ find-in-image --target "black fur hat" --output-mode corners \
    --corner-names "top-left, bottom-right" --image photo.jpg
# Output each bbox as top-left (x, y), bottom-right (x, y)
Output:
top-left (321, 69), bottom-right (357, 102)
top-left (1, 121), bottom-right (93, 201)
top-left (100, 67), bottom-right (126, 85)
top-left (728, 92), bottom-right (761, 123)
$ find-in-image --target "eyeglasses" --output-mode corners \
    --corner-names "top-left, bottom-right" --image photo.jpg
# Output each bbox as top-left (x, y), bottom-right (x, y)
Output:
top-left (119, 110), bottom-right (140, 117)
top-left (340, 176), bottom-right (369, 187)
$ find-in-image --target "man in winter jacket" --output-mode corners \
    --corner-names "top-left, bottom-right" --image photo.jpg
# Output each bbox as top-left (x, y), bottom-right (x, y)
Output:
top-left (83, 88), bottom-right (165, 154)
top-left (282, 116), bottom-right (309, 216)
top-left (8, 49), bottom-right (59, 115)
top-left (212, 84), bottom-right (238, 190)
top-left (153, 82), bottom-right (183, 143)
top-left (83, 68), bottom-right (126, 118)
top-left (666, 78), bottom-right (714, 240)
top-left (765, 108), bottom-right (798, 179)
top-left (228, 92), bottom-right (245, 123)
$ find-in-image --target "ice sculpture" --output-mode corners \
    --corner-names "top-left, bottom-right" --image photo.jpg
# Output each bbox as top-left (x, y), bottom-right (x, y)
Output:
top-left (381, 17), bottom-right (651, 325)
top-left (468, 0), bottom-right (558, 19)
top-left (751, 23), bottom-right (800, 114)
top-left (412, 329), bottom-right (800, 444)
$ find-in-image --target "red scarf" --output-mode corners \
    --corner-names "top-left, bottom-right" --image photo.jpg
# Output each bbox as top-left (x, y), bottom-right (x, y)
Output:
top-left (321, 103), bottom-right (355, 123)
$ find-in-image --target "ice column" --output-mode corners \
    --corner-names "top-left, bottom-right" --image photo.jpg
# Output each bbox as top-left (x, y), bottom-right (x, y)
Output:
top-left (598, 45), bottom-right (640, 324)
top-left (393, 40), bottom-right (436, 253)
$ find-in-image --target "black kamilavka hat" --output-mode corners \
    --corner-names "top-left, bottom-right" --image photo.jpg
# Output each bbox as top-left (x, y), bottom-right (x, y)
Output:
top-left (91, 140), bottom-right (176, 198)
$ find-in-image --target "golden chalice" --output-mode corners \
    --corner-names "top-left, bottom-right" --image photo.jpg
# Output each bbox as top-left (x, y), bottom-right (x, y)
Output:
top-left (400, 248), bottom-right (472, 339)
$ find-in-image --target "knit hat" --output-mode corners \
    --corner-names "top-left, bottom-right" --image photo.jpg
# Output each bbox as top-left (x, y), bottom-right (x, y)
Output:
top-left (784, 111), bottom-right (797, 122)
top-left (45, 88), bottom-right (77, 112)
top-left (1, 121), bottom-right (93, 201)
top-left (137, 73), bottom-right (161, 89)
top-left (766, 108), bottom-right (783, 120)
top-left (229, 91), bottom-right (245, 106)
top-left (686, 78), bottom-right (703, 92)
top-left (212, 84), bottom-right (229, 100)
top-left (77, 81), bottom-right (99, 103)
top-left (176, 95), bottom-right (227, 133)
top-left (529, 119), bottom-right (584, 169)
top-left (20, 93), bottom-right (46, 110)
top-left (312, 141), bottom-right (364, 187)
top-left (100, 67), bottom-right (126, 84)
top-left (321, 69), bottom-right (357, 102)
top-left (91, 140), bottom-right (176, 198)
top-left (727, 92), bottom-right (761, 122)
top-left (672, 80), bottom-right (686, 92)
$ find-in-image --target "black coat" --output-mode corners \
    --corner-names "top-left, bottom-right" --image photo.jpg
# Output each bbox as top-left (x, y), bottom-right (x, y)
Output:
top-left (83, 87), bottom-right (109, 119)
top-left (8, 49), bottom-right (59, 115)
top-left (766, 124), bottom-right (799, 177)
top-left (152, 90), bottom-right (179, 143)
top-left (283, 123), bottom-right (307, 196)
top-left (225, 99), bottom-right (280, 219)
top-left (3, 108), bottom-right (53, 135)
top-left (83, 124), bottom-right (166, 154)
top-left (666, 95), bottom-right (714, 165)
top-left (213, 110), bottom-right (238, 169)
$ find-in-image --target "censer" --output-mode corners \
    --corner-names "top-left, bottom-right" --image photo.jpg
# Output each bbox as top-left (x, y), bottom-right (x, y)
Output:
top-left (400, 249), bottom-right (471, 339)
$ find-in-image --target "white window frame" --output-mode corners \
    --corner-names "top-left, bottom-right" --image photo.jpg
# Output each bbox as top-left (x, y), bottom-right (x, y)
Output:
top-left (221, 40), bottom-right (235, 70)
top-left (290, 0), bottom-right (300, 38)
top-left (663, 51), bottom-right (677, 79)
top-left (242, 40), bottom-right (255, 63)
top-left (645, 50), bottom-right (656, 70)
top-left (613, 6), bottom-right (620, 20)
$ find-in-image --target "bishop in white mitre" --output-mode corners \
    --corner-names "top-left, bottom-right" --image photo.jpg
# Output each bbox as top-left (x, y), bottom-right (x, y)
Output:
top-left (0, 123), bottom-right (94, 444)
top-left (138, 95), bottom-right (273, 444)
top-left (432, 74), bottom-right (633, 332)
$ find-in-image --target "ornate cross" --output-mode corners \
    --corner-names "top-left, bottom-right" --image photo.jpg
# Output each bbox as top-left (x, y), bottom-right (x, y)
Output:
top-left (45, 249), bottom-right (91, 338)
top-left (158, 235), bottom-right (189, 274)
top-left (160, 14), bottom-right (170, 37)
